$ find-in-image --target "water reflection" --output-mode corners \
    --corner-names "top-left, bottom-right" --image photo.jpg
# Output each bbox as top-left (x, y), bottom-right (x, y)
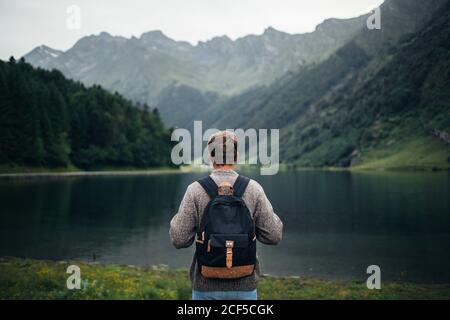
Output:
top-left (0, 170), bottom-right (449, 283)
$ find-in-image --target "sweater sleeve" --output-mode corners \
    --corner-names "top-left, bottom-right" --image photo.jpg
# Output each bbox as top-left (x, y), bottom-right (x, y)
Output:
top-left (252, 182), bottom-right (283, 245)
top-left (169, 184), bottom-right (198, 249)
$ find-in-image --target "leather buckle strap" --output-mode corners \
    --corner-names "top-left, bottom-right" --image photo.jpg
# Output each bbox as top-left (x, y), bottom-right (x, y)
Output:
top-left (226, 240), bottom-right (234, 268)
top-left (201, 265), bottom-right (255, 279)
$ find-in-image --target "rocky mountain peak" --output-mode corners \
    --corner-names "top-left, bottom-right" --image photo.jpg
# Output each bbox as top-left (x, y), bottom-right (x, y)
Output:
top-left (23, 45), bottom-right (62, 66)
top-left (140, 30), bottom-right (170, 41)
top-left (263, 26), bottom-right (286, 36)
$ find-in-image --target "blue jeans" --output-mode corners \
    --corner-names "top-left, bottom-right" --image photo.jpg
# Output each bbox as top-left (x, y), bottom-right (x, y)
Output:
top-left (192, 289), bottom-right (257, 300)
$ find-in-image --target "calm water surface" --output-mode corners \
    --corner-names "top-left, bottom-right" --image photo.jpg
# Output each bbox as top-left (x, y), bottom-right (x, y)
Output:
top-left (1, 170), bottom-right (449, 283)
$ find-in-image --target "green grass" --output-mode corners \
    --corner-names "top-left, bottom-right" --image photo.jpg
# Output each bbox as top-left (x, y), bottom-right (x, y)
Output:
top-left (1, 257), bottom-right (449, 300)
top-left (354, 135), bottom-right (450, 171)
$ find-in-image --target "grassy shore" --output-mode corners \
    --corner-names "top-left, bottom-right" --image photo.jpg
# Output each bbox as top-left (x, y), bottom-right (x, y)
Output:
top-left (352, 136), bottom-right (450, 171)
top-left (1, 257), bottom-right (449, 300)
top-left (0, 166), bottom-right (184, 179)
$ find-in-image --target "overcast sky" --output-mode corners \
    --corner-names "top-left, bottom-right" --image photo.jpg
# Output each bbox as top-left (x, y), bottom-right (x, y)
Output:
top-left (0, 0), bottom-right (384, 60)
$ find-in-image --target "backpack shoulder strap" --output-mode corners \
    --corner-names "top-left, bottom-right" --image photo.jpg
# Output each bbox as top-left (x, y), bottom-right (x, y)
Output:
top-left (233, 175), bottom-right (250, 198)
top-left (197, 176), bottom-right (218, 199)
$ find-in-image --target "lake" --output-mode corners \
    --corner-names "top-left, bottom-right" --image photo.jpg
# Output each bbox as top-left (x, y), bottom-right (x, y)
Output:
top-left (1, 170), bottom-right (449, 283)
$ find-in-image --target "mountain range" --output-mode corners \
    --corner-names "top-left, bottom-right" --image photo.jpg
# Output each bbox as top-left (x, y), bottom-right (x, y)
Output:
top-left (22, 0), bottom-right (450, 169)
top-left (24, 14), bottom-right (368, 121)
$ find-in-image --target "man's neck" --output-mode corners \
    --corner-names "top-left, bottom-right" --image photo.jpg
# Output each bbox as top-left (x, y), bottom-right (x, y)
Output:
top-left (213, 164), bottom-right (235, 171)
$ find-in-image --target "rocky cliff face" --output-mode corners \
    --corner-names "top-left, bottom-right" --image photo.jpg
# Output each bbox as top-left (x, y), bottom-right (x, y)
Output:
top-left (23, 14), bottom-right (368, 104)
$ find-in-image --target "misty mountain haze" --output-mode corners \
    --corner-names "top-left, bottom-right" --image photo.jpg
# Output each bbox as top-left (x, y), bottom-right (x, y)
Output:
top-left (19, 0), bottom-right (450, 170)
top-left (24, 14), bottom-right (369, 118)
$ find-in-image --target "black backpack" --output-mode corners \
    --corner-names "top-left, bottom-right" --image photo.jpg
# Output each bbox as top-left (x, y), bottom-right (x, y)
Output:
top-left (195, 175), bottom-right (256, 279)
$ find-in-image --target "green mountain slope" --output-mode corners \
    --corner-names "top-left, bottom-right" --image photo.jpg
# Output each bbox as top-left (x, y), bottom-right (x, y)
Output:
top-left (156, 83), bottom-right (220, 129)
top-left (205, 0), bottom-right (449, 170)
top-left (281, 0), bottom-right (450, 169)
top-left (0, 59), bottom-right (174, 170)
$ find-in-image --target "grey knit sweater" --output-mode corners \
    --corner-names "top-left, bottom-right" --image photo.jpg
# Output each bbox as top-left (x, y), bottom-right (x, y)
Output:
top-left (169, 169), bottom-right (283, 292)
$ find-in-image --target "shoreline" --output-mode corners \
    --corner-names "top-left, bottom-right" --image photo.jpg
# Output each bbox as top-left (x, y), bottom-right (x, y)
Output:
top-left (1, 165), bottom-right (448, 180)
top-left (0, 168), bottom-right (186, 180)
top-left (0, 164), bottom-right (450, 180)
top-left (1, 257), bottom-right (449, 300)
